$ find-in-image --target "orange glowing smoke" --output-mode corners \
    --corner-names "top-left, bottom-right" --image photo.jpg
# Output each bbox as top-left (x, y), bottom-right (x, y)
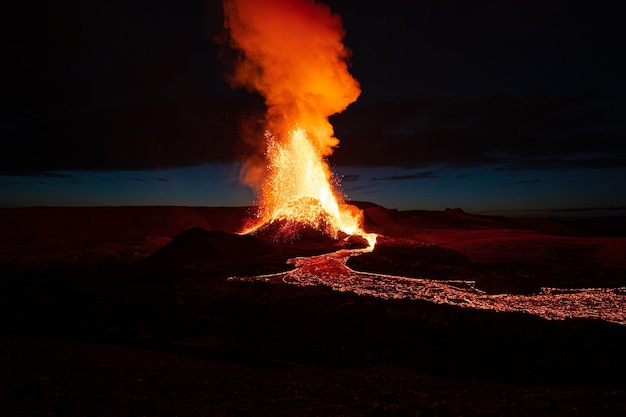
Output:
top-left (222, 0), bottom-right (375, 246)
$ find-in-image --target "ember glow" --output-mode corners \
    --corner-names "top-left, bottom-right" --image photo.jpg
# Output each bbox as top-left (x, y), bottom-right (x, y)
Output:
top-left (222, 0), bottom-right (375, 246)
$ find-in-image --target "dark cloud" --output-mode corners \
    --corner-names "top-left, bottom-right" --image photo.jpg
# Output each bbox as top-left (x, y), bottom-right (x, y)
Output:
top-left (344, 184), bottom-right (377, 193)
top-left (494, 156), bottom-right (626, 171)
top-left (1, 89), bottom-right (263, 173)
top-left (0, 171), bottom-right (79, 184)
top-left (340, 174), bottom-right (360, 182)
top-left (131, 177), bottom-right (170, 183)
top-left (498, 179), bottom-right (540, 188)
top-left (1, 0), bottom-right (265, 174)
top-left (0, 171), bottom-right (74, 179)
top-left (371, 171), bottom-right (437, 181)
top-left (98, 177), bottom-right (117, 185)
top-left (330, 92), bottom-right (626, 170)
top-left (547, 207), bottom-right (626, 214)
top-left (329, 1), bottom-right (626, 100)
top-left (2, 0), bottom-right (625, 175)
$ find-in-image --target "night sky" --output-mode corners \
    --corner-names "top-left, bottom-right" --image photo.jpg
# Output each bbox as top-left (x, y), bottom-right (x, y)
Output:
top-left (2, 0), bottom-right (625, 216)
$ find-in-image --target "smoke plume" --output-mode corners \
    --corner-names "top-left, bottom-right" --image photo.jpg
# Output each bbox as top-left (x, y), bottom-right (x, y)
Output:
top-left (221, 0), bottom-right (360, 189)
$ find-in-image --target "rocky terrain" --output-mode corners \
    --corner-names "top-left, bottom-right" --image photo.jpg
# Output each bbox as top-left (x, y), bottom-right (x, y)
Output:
top-left (1, 204), bottom-right (625, 416)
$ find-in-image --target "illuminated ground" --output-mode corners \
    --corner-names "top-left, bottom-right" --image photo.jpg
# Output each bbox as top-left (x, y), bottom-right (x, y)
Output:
top-left (1, 205), bottom-right (625, 416)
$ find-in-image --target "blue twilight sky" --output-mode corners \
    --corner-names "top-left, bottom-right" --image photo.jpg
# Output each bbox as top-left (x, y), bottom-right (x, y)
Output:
top-left (2, 164), bottom-right (624, 218)
top-left (1, 0), bottom-right (625, 216)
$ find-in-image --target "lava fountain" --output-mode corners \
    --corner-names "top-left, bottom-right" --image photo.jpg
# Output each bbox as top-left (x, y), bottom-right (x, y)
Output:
top-left (221, 0), bottom-right (375, 247)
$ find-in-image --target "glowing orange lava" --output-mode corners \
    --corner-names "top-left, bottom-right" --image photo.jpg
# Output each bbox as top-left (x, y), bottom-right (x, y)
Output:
top-left (244, 126), bottom-right (375, 247)
top-left (222, 0), bottom-right (375, 247)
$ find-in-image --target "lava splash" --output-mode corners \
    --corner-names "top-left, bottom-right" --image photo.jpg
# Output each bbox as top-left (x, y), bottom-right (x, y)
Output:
top-left (221, 0), bottom-right (374, 247)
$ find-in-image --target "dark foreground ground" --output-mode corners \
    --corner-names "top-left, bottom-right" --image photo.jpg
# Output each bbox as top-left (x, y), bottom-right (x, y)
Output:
top-left (1, 205), bottom-right (625, 416)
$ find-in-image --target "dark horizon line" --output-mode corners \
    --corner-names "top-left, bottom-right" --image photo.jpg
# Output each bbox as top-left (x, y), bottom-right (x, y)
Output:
top-left (1, 202), bottom-right (625, 218)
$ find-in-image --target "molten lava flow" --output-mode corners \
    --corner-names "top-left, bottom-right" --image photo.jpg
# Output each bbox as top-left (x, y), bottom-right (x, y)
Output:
top-left (230, 250), bottom-right (626, 326)
top-left (221, 0), bottom-right (376, 247)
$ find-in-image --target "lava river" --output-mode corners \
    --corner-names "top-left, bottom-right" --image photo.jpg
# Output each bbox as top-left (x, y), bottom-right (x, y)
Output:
top-left (229, 249), bottom-right (626, 326)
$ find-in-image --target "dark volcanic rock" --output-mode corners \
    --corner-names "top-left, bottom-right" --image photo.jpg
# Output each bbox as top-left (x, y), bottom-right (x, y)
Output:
top-left (144, 225), bottom-right (368, 272)
top-left (348, 236), bottom-right (471, 280)
top-left (474, 264), bottom-right (542, 295)
top-left (145, 227), bottom-right (282, 267)
top-left (251, 219), bottom-right (369, 251)
top-left (247, 197), bottom-right (369, 251)
top-left (348, 237), bottom-right (543, 294)
top-left (361, 204), bottom-right (521, 239)
top-left (252, 218), bottom-right (343, 244)
top-left (0, 218), bottom-right (38, 245)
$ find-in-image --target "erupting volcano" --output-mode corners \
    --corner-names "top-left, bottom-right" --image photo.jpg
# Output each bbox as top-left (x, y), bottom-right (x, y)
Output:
top-left (221, 0), bottom-right (375, 247)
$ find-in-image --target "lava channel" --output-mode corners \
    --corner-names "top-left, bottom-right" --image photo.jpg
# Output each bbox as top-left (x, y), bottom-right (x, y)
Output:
top-left (229, 248), bottom-right (626, 325)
